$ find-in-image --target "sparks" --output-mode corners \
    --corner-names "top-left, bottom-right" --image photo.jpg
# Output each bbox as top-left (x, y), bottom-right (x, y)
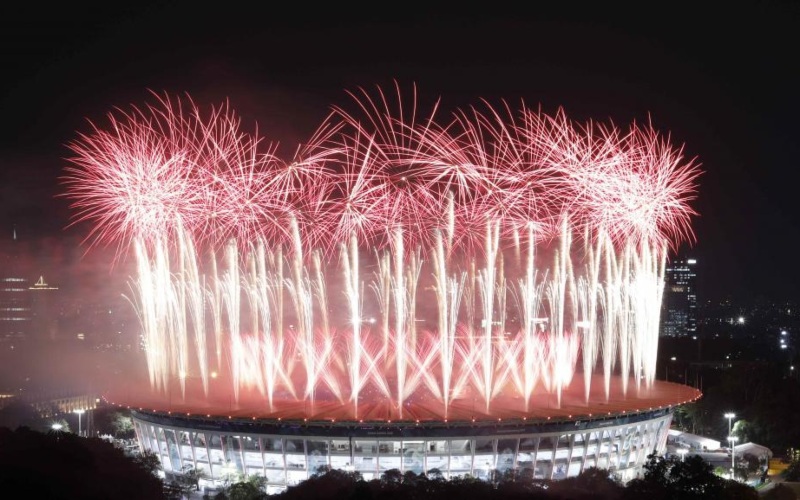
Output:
top-left (62, 86), bottom-right (700, 419)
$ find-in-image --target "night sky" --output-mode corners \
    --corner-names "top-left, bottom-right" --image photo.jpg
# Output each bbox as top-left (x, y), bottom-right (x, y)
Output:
top-left (0, 2), bottom-right (798, 304)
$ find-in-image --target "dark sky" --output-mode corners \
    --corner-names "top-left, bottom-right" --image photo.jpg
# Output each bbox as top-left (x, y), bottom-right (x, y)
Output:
top-left (0, 2), bottom-right (798, 304)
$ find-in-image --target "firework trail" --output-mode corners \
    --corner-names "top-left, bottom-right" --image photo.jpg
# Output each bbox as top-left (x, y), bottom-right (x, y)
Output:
top-left (63, 86), bottom-right (700, 418)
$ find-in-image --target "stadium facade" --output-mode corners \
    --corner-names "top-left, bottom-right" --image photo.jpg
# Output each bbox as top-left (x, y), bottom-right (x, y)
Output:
top-left (131, 395), bottom-right (696, 494)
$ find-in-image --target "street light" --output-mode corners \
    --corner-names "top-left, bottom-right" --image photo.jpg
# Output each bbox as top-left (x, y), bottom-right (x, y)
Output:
top-left (724, 412), bottom-right (735, 437)
top-left (677, 448), bottom-right (688, 462)
top-left (74, 409), bottom-right (86, 437)
top-left (728, 436), bottom-right (739, 479)
top-left (51, 422), bottom-right (64, 442)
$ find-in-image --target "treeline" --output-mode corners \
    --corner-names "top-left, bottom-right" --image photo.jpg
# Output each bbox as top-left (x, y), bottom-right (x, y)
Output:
top-left (0, 426), bottom-right (164, 500)
top-left (673, 361), bottom-right (800, 451)
top-left (0, 424), bottom-right (775, 500)
top-left (262, 454), bottom-right (759, 500)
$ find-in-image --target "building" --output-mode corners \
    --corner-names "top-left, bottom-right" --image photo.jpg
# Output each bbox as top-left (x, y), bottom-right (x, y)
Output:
top-left (0, 277), bottom-right (30, 341)
top-left (667, 429), bottom-right (721, 451)
top-left (29, 276), bottom-right (59, 341)
top-left (733, 442), bottom-right (772, 462)
top-left (133, 407), bottom-right (676, 493)
top-left (661, 257), bottom-right (698, 337)
top-left (0, 232), bottom-right (62, 342)
top-left (121, 379), bottom-right (701, 493)
top-left (0, 229), bottom-right (31, 342)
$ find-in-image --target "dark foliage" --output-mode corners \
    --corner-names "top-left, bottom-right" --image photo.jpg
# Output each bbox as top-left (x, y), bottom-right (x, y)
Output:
top-left (272, 465), bottom-right (629, 500)
top-left (92, 405), bottom-right (136, 438)
top-left (0, 426), bottom-right (165, 499)
top-left (622, 453), bottom-right (757, 500)
top-left (0, 400), bottom-right (50, 430)
top-left (672, 357), bottom-right (800, 452)
top-left (784, 453), bottom-right (800, 481)
top-left (546, 467), bottom-right (624, 499)
top-left (763, 484), bottom-right (798, 500)
top-left (0, 422), bottom-right (764, 500)
top-left (226, 480), bottom-right (267, 500)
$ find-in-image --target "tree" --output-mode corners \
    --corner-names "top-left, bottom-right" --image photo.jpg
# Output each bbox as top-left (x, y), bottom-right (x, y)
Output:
top-left (784, 456), bottom-right (800, 481)
top-left (0, 400), bottom-right (48, 431)
top-left (212, 473), bottom-right (267, 500)
top-left (226, 480), bottom-right (266, 500)
top-left (718, 479), bottom-right (761, 500)
top-left (111, 411), bottom-right (135, 438)
top-left (764, 484), bottom-right (798, 500)
top-left (311, 465), bottom-right (331, 476)
top-left (714, 466), bottom-right (729, 477)
top-left (426, 468), bottom-right (444, 481)
top-left (164, 480), bottom-right (193, 500)
top-left (673, 403), bottom-right (710, 436)
top-left (624, 453), bottom-right (757, 500)
top-left (133, 449), bottom-right (162, 476)
top-left (403, 470), bottom-right (425, 486)
top-left (272, 469), bottom-right (360, 499)
top-left (733, 463), bottom-right (749, 482)
top-left (741, 452), bottom-right (761, 473)
top-left (177, 465), bottom-right (208, 492)
top-left (380, 468), bottom-right (402, 485)
top-left (0, 426), bottom-right (166, 499)
top-left (244, 474), bottom-right (267, 491)
top-left (550, 466), bottom-right (623, 499)
top-left (732, 419), bottom-right (753, 443)
top-left (672, 405), bottom-right (694, 432)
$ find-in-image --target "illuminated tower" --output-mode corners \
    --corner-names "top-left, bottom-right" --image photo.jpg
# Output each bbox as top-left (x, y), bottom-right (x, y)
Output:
top-left (0, 228), bottom-right (32, 342)
top-left (660, 257), bottom-right (697, 337)
top-left (29, 276), bottom-right (59, 341)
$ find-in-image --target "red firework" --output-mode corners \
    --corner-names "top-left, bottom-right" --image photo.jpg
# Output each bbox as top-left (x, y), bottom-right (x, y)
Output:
top-left (62, 87), bottom-right (700, 256)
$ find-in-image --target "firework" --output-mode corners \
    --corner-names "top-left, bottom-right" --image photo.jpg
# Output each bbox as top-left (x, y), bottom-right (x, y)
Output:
top-left (63, 86), bottom-right (700, 419)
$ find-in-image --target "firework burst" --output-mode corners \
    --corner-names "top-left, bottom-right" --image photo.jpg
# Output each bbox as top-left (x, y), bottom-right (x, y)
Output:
top-left (63, 86), bottom-right (700, 419)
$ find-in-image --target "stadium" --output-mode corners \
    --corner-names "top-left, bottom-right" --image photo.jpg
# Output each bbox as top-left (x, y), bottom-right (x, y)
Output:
top-left (119, 379), bottom-right (699, 493)
top-left (67, 87), bottom-right (702, 493)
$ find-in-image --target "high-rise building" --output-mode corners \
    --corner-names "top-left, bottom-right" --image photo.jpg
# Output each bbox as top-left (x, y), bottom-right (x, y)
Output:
top-left (29, 276), bottom-right (59, 341)
top-left (0, 228), bottom-right (31, 342)
top-left (661, 257), bottom-right (698, 337)
top-left (0, 277), bottom-right (30, 341)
